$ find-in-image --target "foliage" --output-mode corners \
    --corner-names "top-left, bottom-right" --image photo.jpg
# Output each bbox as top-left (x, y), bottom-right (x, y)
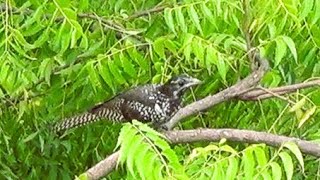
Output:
top-left (117, 122), bottom-right (306, 180)
top-left (0, 0), bottom-right (319, 179)
top-left (117, 121), bottom-right (187, 180)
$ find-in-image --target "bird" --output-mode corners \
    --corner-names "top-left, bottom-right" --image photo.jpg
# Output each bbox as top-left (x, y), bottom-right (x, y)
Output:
top-left (52, 74), bottom-right (201, 133)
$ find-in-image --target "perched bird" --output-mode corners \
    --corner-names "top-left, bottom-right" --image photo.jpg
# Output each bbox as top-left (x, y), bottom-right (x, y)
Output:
top-left (53, 74), bottom-right (201, 133)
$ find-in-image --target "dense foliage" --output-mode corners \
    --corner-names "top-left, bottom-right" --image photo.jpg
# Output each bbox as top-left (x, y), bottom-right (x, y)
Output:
top-left (0, 0), bottom-right (319, 179)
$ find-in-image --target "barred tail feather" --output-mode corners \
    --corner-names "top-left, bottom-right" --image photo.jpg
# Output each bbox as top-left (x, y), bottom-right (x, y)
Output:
top-left (53, 113), bottom-right (101, 133)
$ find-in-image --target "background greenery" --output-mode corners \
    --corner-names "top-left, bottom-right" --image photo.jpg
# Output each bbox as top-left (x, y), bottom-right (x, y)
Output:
top-left (0, 0), bottom-right (319, 179)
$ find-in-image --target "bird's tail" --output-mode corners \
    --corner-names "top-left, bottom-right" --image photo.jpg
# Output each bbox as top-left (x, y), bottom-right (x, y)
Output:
top-left (52, 113), bottom-right (101, 133)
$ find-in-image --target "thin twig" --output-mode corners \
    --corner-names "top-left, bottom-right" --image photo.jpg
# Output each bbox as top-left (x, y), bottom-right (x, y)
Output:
top-left (126, 5), bottom-right (168, 20)
top-left (239, 80), bottom-right (320, 100)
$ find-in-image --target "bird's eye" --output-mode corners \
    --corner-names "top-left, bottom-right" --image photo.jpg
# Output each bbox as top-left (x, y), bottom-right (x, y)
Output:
top-left (178, 81), bottom-right (184, 86)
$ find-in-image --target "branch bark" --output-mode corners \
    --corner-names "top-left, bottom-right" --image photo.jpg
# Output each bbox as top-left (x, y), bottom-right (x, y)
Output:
top-left (86, 151), bottom-right (120, 180)
top-left (86, 128), bottom-right (320, 179)
top-left (239, 79), bottom-right (320, 100)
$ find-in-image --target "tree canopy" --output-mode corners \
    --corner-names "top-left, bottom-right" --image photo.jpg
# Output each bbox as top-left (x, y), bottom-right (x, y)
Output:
top-left (0, 0), bottom-right (320, 179)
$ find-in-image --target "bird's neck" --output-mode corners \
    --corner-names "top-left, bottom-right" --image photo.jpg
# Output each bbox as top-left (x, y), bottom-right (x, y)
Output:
top-left (158, 84), bottom-right (182, 100)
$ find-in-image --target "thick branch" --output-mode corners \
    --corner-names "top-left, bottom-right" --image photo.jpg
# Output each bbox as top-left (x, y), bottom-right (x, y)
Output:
top-left (86, 151), bottom-right (120, 180)
top-left (86, 128), bottom-right (320, 179)
top-left (165, 129), bottom-right (320, 156)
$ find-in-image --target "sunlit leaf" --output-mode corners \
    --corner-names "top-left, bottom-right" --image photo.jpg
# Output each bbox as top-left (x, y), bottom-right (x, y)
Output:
top-left (154, 38), bottom-right (166, 59)
top-left (243, 148), bottom-right (255, 179)
top-left (299, 0), bottom-right (314, 20)
top-left (11, 29), bottom-right (35, 50)
top-left (175, 7), bottom-right (187, 33)
top-left (201, 2), bottom-right (215, 24)
top-left (298, 106), bottom-right (317, 128)
top-left (275, 38), bottom-right (287, 67)
top-left (23, 132), bottom-right (39, 143)
top-left (289, 97), bottom-right (306, 112)
top-left (226, 156), bottom-right (239, 180)
top-left (283, 142), bottom-right (304, 172)
top-left (282, 36), bottom-right (297, 63)
top-left (279, 152), bottom-right (293, 180)
top-left (270, 162), bottom-right (282, 180)
top-left (188, 5), bottom-right (203, 35)
top-left (164, 8), bottom-right (176, 35)
top-left (311, 0), bottom-right (320, 25)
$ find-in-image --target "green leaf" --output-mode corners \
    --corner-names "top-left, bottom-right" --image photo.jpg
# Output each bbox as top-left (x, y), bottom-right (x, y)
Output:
top-left (9, 41), bottom-right (37, 60)
top-left (283, 142), bottom-right (304, 172)
top-left (298, 106), bottom-right (317, 128)
top-left (219, 145), bottom-right (238, 155)
top-left (311, 0), bottom-right (320, 25)
top-left (279, 152), bottom-right (293, 180)
top-left (108, 60), bottom-right (126, 85)
top-left (164, 8), bottom-right (176, 35)
top-left (274, 38), bottom-right (287, 67)
top-left (121, 54), bottom-right (137, 78)
top-left (299, 0), bottom-right (314, 20)
top-left (118, 125), bottom-right (138, 163)
top-left (188, 5), bottom-right (203, 35)
top-left (11, 29), bottom-right (35, 50)
top-left (192, 39), bottom-right (205, 65)
top-left (217, 53), bottom-right (227, 82)
top-left (62, 8), bottom-right (77, 20)
top-left (162, 149), bottom-right (183, 171)
top-left (39, 58), bottom-right (53, 85)
top-left (201, 2), bottom-right (215, 24)
top-left (34, 29), bottom-right (50, 47)
top-left (76, 173), bottom-right (88, 180)
top-left (243, 148), bottom-right (255, 179)
top-left (79, 40), bottom-right (104, 58)
top-left (213, 162), bottom-right (223, 179)
top-left (79, 0), bottom-right (89, 10)
top-left (226, 156), bottom-right (239, 180)
top-left (175, 7), bottom-right (187, 33)
top-left (69, 20), bottom-right (83, 48)
top-left (154, 38), bottom-right (166, 59)
top-left (23, 132), bottom-right (39, 143)
top-left (206, 45), bottom-right (218, 65)
top-left (281, 36), bottom-right (297, 63)
top-left (127, 136), bottom-right (143, 178)
top-left (55, 0), bottom-right (71, 8)
top-left (270, 162), bottom-right (282, 180)
top-left (86, 62), bottom-right (100, 92)
top-left (164, 39), bottom-right (177, 55)
top-left (80, 34), bottom-right (89, 50)
top-left (289, 97), bottom-right (306, 112)
top-left (59, 27), bottom-right (72, 54)
top-left (253, 146), bottom-right (267, 167)
top-left (183, 34), bottom-right (194, 62)
top-left (260, 170), bottom-right (272, 180)
top-left (136, 146), bottom-right (152, 179)
top-left (98, 60), bottom-right (115, 92)
top-left (22, 22), bottom-right (44, 37)
top-left (21, 5), bottom-right (44, 28)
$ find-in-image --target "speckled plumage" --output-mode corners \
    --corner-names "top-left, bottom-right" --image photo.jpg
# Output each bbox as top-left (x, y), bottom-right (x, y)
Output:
top-left (53, 75), bottom-right (201, 133)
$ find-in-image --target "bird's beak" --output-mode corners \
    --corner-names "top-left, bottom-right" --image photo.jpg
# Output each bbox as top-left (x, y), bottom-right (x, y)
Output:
top-left (187, 77), bottom-right (202, 87)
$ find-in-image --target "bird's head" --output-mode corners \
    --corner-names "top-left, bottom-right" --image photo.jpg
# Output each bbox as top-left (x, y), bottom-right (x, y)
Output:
top-left (161, 74), bottom-right (201, 98)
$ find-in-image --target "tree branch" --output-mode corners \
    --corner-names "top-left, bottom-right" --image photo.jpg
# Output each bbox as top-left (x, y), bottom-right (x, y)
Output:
top-left (86, 151), bottom-right (120, 180)
top-left (126, 4), bottom-right (168, 20)
top-left (85, 128), bottom-right (320, 179)
top-left (239, 79), bottom-right (320, 100)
